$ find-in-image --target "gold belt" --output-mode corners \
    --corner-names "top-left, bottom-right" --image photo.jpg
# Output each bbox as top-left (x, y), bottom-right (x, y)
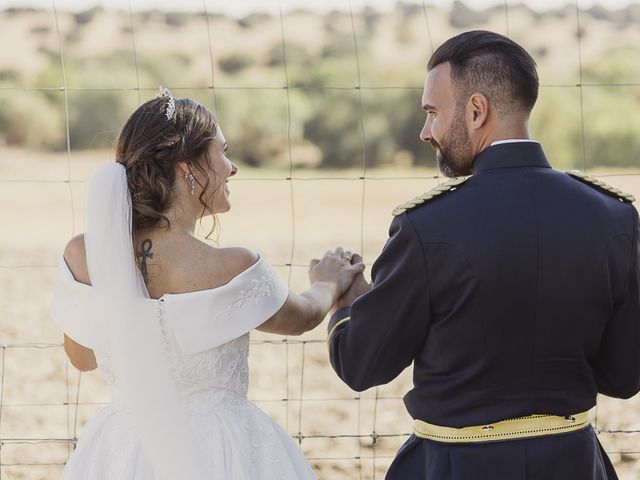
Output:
top-left (413, 411), bottom-right (590, 443)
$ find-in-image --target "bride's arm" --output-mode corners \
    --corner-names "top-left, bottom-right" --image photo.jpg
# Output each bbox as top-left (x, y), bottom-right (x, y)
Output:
top-left (257, 283), bottom-right (337, 336)
top-left (62, 235), bottom-right (98, 371)
top-left (258, 251), bottom-right (364, 336)
top-left (64, 335), bottom-right (97, 371)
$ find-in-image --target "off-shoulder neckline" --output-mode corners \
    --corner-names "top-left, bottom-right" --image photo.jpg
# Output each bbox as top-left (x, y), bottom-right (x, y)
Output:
top-left (59, 254), bottom-right (265, 300)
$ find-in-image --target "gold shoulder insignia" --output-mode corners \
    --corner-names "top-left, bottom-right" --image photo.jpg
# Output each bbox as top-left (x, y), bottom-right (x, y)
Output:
top-left (392, 176), bottom-right (469, 216)
top-left (567, 170), bottom-right (635, 204)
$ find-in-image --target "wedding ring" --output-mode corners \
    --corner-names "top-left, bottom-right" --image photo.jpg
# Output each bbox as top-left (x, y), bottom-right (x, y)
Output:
top-left (343, 251), bottom-right (353, 262)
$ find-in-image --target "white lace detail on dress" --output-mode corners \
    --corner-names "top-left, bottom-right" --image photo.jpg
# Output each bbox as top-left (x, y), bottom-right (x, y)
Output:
top-left (214, 268), bottom-right (278, 323)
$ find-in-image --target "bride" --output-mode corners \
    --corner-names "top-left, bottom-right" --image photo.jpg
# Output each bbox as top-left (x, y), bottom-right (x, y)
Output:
top-left (50, 88), bottom-right (364, 479)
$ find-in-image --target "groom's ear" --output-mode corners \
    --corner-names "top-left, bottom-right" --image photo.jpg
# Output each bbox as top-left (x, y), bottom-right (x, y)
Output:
top-left (467, 93), bottom-right (489, 130)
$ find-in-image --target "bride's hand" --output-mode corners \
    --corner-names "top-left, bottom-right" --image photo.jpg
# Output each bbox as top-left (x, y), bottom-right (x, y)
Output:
top-left (309, 247), bottom-right (365, 298)
top-left (333, 253), bottom-right (371, 313)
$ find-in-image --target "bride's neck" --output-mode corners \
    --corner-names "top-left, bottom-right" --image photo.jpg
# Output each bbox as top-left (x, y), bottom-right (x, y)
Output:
top-left (163, 204), bottom-right (199, 236)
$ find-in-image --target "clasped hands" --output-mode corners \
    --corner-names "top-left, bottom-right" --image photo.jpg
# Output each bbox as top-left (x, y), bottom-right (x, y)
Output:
top-left (309, 247), bottom-right (372, 313)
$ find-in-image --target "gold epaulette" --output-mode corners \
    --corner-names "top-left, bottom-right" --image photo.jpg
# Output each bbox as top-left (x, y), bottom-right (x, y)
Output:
top-left (392, 176), bottom-right (469, 216)
top-left (567, 170), bottom-right (635, 203)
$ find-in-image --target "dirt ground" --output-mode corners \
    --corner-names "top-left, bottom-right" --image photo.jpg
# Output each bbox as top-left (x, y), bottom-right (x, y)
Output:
top-left (1, 148), bottom-right (640, 479)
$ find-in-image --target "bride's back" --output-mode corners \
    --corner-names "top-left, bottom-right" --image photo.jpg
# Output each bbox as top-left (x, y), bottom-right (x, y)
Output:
top-left (132, 231), bottom-right (257, 300)
top-left (63, 231), bottom-right (257, 301)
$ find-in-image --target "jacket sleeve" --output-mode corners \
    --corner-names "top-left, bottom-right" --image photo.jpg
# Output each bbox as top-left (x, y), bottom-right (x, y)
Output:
top-left (593, 206), bottom-right (640, 399)
top-left (327, 214), bottom-right (431, 392)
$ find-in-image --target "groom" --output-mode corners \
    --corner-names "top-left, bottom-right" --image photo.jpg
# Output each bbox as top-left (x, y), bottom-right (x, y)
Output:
top-left (326, 31), bottom-right (640, 479)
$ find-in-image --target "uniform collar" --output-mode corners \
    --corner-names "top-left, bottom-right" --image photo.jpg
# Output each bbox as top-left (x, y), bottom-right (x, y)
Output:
top-left (472, 141), bottom-right (551, 175)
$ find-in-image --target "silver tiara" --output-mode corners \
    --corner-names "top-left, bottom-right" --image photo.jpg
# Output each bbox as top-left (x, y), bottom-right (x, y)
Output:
top-left (156, 86), bottom-right (176, 120)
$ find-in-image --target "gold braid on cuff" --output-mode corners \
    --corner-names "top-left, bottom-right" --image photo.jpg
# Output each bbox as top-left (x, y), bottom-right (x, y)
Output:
top-left (326, 317), bottom-right (351, 345)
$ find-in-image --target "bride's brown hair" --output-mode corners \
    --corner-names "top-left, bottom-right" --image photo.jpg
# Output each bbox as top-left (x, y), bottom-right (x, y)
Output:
top-left (115, 96), bottom-right (220, 235)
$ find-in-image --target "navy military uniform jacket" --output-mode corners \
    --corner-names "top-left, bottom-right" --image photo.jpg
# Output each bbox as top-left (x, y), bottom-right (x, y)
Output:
top-left (327, 142), bottom-right (640, 479)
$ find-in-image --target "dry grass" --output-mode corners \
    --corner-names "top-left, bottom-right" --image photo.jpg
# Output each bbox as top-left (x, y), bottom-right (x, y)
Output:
top-left (1, 149), bottom-right (640, 479)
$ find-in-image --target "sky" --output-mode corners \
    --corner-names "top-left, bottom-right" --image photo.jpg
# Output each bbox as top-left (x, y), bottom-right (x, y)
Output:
top-left (0, 0), bottom-right (637, 16)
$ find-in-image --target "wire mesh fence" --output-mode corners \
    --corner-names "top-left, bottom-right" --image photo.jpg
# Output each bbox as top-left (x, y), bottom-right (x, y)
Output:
top-left (1, 0), bottom-right (640, 479)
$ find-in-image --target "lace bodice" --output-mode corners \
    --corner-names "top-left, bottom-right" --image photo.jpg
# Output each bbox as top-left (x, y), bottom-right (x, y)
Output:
top-left (96, 326), bottom-right (250, 415)
top-left (165, 332), bottom-right (251, 399)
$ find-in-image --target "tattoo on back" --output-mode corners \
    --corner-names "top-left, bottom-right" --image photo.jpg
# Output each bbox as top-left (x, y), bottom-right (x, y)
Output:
top-left (138, 239), bottom-right (153, 283)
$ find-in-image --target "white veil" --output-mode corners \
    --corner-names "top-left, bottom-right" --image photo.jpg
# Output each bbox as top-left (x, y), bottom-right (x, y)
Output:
top-left (84, 163), bottom-right (209, 479)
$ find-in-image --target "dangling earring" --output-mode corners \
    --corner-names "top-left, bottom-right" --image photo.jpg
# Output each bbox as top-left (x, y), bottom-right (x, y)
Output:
top-left (185, 172), bottom-right (196, 195)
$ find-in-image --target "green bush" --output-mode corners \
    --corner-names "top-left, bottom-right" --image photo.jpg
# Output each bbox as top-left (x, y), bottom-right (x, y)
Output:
top-left (302, 90), bottom-right (414, 169)
top-left (582, 88), bottom-right (640, 168)
top-left (582, 47), bottom-right (640, 84)
top-left (74, 6), bottom-right (102, 25)
top-left (0, 69), bottom-right (20, 82)
top-left (266, 42), bottom-right (309, 67)
top-left (361, 6), bottom-right (380, 35)
top-left (449, 1), bottom-right (490, 28)
top-left (67, 91), bottom-right (133, 149)
top-left (164, 12), bottom-right (189, 28)
top-left (530, 88), bottom-right (583, 170)
top-left (321, 34), bottom-right (355, 59)
top-left (30, 25), bottom-right (51, 34)
top-left (213, 90), bottom-right (289, 168)
top-left (0, 89), bottom-right (64, 149)
top-left (237, 13), bottom-right (270, 29)
top-left (218, 53), bottom-right (256, 74)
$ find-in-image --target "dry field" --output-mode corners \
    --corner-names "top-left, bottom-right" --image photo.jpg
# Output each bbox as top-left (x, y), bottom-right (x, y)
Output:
top-left (1, 148), bottom-right (640, 479)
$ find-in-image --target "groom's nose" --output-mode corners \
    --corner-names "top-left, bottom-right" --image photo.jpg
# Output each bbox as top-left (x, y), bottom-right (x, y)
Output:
top-left (420, 118), bottom-right (432, 143)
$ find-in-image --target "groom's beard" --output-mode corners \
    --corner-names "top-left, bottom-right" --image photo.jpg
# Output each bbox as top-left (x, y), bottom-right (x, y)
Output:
top-left (433, 113), bottom-right (473, 178)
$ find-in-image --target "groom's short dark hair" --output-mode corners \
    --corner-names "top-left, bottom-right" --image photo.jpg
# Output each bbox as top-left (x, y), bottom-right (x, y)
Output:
top-left (428, 30), bottom-right (539, 114)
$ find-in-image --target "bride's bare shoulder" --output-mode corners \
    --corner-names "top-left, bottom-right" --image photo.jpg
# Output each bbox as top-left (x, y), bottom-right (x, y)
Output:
top-left (175, 241), bottom-right (259, 291)
top-left (61, 233), bottom-right (258, 293)
top-left (63, 234), bottom-right (91, 285)
top-left (205, 246), bottom-right (258, 278)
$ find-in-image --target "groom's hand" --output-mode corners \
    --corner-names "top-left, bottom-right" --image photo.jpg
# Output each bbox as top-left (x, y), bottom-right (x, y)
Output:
top-left (333, 253), bottom-right (371, 312)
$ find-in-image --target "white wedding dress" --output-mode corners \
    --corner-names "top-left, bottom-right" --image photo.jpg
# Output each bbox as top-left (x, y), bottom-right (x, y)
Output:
top-left (49, 164), bottom-right (316, 480)
top-left (51, 255), bottom-right (316, 480)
